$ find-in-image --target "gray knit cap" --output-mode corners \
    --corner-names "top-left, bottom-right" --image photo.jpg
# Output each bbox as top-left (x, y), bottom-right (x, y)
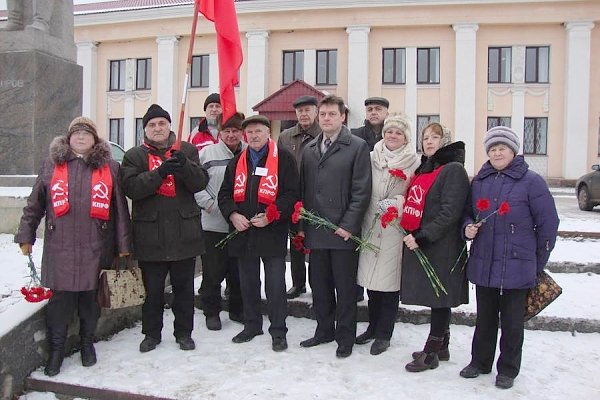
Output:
top-left (484, 126), bottom-right (520, 155)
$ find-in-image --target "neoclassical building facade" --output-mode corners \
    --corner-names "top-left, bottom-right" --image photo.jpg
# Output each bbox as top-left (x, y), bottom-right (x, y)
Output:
top-left (69, 0), bottom-right (599, 178)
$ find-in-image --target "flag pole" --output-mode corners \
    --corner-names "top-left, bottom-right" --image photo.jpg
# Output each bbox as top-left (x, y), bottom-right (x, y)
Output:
top-left (174, 1), bottom-right (200, 150)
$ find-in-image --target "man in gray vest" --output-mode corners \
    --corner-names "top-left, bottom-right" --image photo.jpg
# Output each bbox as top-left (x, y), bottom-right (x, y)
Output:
top-left (277, 95), bottom-right (321, 299)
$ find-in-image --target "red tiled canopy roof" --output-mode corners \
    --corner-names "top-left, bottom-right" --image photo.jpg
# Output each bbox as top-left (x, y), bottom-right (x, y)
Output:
top-left (252, 80), bottom-right (325, 121)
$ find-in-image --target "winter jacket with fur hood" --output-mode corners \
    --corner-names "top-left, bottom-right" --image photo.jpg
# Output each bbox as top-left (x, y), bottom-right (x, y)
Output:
top-left (464, 155), bottom-right (559, 289)
top-left (15, 137), bottom-right (132, 291)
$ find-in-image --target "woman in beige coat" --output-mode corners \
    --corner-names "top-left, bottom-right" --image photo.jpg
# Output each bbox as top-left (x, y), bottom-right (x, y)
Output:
top-left (356, 115), bottom-right (420, 355)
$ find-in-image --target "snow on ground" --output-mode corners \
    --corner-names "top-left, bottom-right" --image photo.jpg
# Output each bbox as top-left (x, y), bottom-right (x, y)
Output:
top-left (0, 186), bottom-right (33, 198)
top-left (21, 312), bottom-right (600, 400)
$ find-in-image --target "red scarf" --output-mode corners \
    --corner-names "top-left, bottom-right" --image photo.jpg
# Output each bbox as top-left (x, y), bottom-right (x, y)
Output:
top-left (233, 139), bottom-right (279, 205)
top-left (50, 162), bottom-right (113, 220)
top-left (400, 165), bottom-right (444, 232)
top-left (144, 143), bottom-right (176, 198)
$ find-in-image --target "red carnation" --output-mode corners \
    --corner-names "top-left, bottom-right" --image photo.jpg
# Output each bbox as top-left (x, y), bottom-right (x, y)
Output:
top-left (476, 198), bottom-right (491, 212)
top-left (265, 203), bottom-right (281, 223)
top-left (380, 206), bottom-right (399, 228)
top-left (498, 201), bottom-right (511, 216)
top-left (291, 201), bottom-right (304, 224)
top-left (389, 169), bottom-right (407, 180)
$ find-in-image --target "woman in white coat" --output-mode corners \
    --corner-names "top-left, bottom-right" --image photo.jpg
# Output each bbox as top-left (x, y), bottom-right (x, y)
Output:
top-left (356, 114), bottom-right (420, 355)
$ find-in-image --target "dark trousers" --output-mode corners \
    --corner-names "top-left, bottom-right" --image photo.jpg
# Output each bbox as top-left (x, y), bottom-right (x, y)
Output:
top-left (139, 258), bottom-right (195, 340)
top-left (46, 290), bottom-right (100, 335)
top-left (309, 249), bottom-right (358, 347)
top-left (238, 256), bottom-right (288, 338)
top-left (200, 231), bottom-right (243, 317)
top-left (289, 243), bottom-right (307, 289)
top-left (366, 290), bottom-right (399, 341)
top-left (430, 307), bottom-right (451, 337)
top-left (471, 286), bottom-right (528, 378)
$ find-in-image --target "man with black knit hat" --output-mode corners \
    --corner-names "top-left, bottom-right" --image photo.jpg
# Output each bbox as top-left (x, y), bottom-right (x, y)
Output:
top-left (278, 95), bottom-right (321, 299)
top-left (121, 104), bottom-right (209, 353)
top-left (195, 112), bottom-right (246, 331)
top-left (188, 93), bottom-right (222, 151)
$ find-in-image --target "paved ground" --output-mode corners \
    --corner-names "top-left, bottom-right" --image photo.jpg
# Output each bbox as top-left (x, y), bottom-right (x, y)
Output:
top-left (552, 190), bottom-right (600, 226)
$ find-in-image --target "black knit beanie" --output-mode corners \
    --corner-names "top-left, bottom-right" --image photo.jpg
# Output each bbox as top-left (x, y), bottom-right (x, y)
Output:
top-left (142, 104), bottom-right (171, 128)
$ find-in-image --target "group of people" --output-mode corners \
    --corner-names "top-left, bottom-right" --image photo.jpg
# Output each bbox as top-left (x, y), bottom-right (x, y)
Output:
top-left (15, 91), bottom-right (559, 390)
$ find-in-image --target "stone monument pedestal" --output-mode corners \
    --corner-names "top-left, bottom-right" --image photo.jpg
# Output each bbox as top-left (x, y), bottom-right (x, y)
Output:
top-left (0, 48), bottom-right (82, 175)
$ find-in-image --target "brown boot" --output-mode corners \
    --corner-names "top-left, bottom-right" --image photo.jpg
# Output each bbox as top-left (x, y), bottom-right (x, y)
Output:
top-left (405, 335), bottom-right (443, 372)
top-left (412, 329), bottom-right (450, 361)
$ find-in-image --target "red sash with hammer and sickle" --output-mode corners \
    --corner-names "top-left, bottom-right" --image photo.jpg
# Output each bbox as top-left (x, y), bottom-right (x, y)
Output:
top-left (144, 142), bottom-right (176, 198)
top-left (50, 162), bottom-right (113, 220)
top-left (400, 165), bottom-right (444, 232)
top-left (233, 139), bottom-right (279, 205)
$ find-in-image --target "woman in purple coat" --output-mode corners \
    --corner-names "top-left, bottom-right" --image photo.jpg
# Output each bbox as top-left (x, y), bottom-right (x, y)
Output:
top-left (459, 126), bottom-right (559, 389)
top-left (15, 117), bottom-right (132, 376)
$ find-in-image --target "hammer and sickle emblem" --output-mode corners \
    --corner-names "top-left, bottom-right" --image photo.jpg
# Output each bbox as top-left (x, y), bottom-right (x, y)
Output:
top-left (92, 182), bottom-right (110, 200)
top-left (150, 159), bottom-right (162, 170)
top-left (262, 175), bottom-right (278, 190)
top-left (234, 173), bottom-right (246, 188)
top-left (407, 185), bottom-right (424, 205)
top-left (51, 180), bottom-right (66, 199)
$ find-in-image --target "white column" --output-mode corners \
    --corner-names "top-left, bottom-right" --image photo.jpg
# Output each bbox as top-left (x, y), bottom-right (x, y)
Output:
top-left (209, 52), bottom-right (219, 94)
top-left (563, 21), bottom-right (594, 179)
top-left (453, 23), bottom-right (478, 175)
top-left (511, 45), bottom-right (526, 154)
top-left (245, 30), bottom-right (269, 116)
top-left (123, 94), bottom-right (135, 150)
top-left (76, 41), bottom-right (98, 120)
top-left (511, 87), bottom-right (525, 154)
top-left (303, 49), bottom-right (316, 86)
top-left (346, 26), bottom-right (370, 128)
top-left (155, 36), bottom-right (179, 125)
top-left (405, 47), bottom-right (417, 144)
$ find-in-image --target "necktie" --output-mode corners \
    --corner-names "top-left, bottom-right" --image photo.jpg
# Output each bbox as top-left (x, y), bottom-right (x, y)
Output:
top-left (324, 138), bottom-right (332, 150)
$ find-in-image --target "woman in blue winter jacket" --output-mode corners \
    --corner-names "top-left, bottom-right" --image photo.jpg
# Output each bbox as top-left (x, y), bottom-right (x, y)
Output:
top-left (459, 126), bottom-right (559, 389)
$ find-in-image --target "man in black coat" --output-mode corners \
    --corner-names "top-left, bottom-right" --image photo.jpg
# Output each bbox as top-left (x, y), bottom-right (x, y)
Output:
top-left (277, 95), bottom-right (322, 299)
top-left (351, 96), bottom-right (390, 151)
top-left (121, 104), bottom-right (209, 353)
top-left (299, 95), bottom-right (372, 358)
top-left (218, 115), bottom-right (299, 352)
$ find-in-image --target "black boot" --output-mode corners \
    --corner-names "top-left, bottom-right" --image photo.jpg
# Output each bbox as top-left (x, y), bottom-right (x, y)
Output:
top-left (405, 335), bottom-right (443, 372)
top-left (44, 327), bottom-right (67, 376)
top-left (80, 319), bottom-right (97, 367)
top-left (412, 329), bottom-right (450, 361)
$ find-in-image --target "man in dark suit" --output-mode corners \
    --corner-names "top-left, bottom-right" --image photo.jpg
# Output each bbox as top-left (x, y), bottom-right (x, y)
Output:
top-left (299, 95), bottom-right (372, 358)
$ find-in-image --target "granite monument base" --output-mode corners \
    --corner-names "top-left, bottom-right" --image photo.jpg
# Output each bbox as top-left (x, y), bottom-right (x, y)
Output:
top-left (0, 50), bottom-right (82, 175)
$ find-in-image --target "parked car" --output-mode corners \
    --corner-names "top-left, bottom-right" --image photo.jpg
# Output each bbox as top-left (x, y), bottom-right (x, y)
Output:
top-left (576, 164), bottom-right (600, 211)
top-left (109, 141), bottom-right (125, 164)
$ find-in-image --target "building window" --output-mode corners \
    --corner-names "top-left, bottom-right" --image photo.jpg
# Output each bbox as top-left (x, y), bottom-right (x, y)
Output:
top-left (135, 118), bottom-right (144, 146)
top-left (416, 115), bottom-right (440, 152)
top-left (136, 58), bottom-right (152, 90)
top-left (417, 48), bottom-right (440, 84)
top-left (523, 117), bottom-right (547, 155)
top-left (190, 117), bottom-right (201, 133)
top-left (190, 55), bottom-right (210, 88)
top-left (109, 60), bottom-right (126, 91)
top-left (382, 48), bottom-right (406, 84)
top-left (487, 117), bottom-right (512, 130)
top-left (282, 50), bottom-right (304, 85)
top-left (525, 46), bottom-right (549, 83)
top-left (488, 47), bottom-right (511, 83)
top-left (109, 118), bottom-right (124, 147)
top-left (316, 49), bottom-right (337, 85)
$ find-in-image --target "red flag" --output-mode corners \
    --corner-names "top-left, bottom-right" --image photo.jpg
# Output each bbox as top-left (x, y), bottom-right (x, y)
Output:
top-left (198, 0), bottom-right (243, 123)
